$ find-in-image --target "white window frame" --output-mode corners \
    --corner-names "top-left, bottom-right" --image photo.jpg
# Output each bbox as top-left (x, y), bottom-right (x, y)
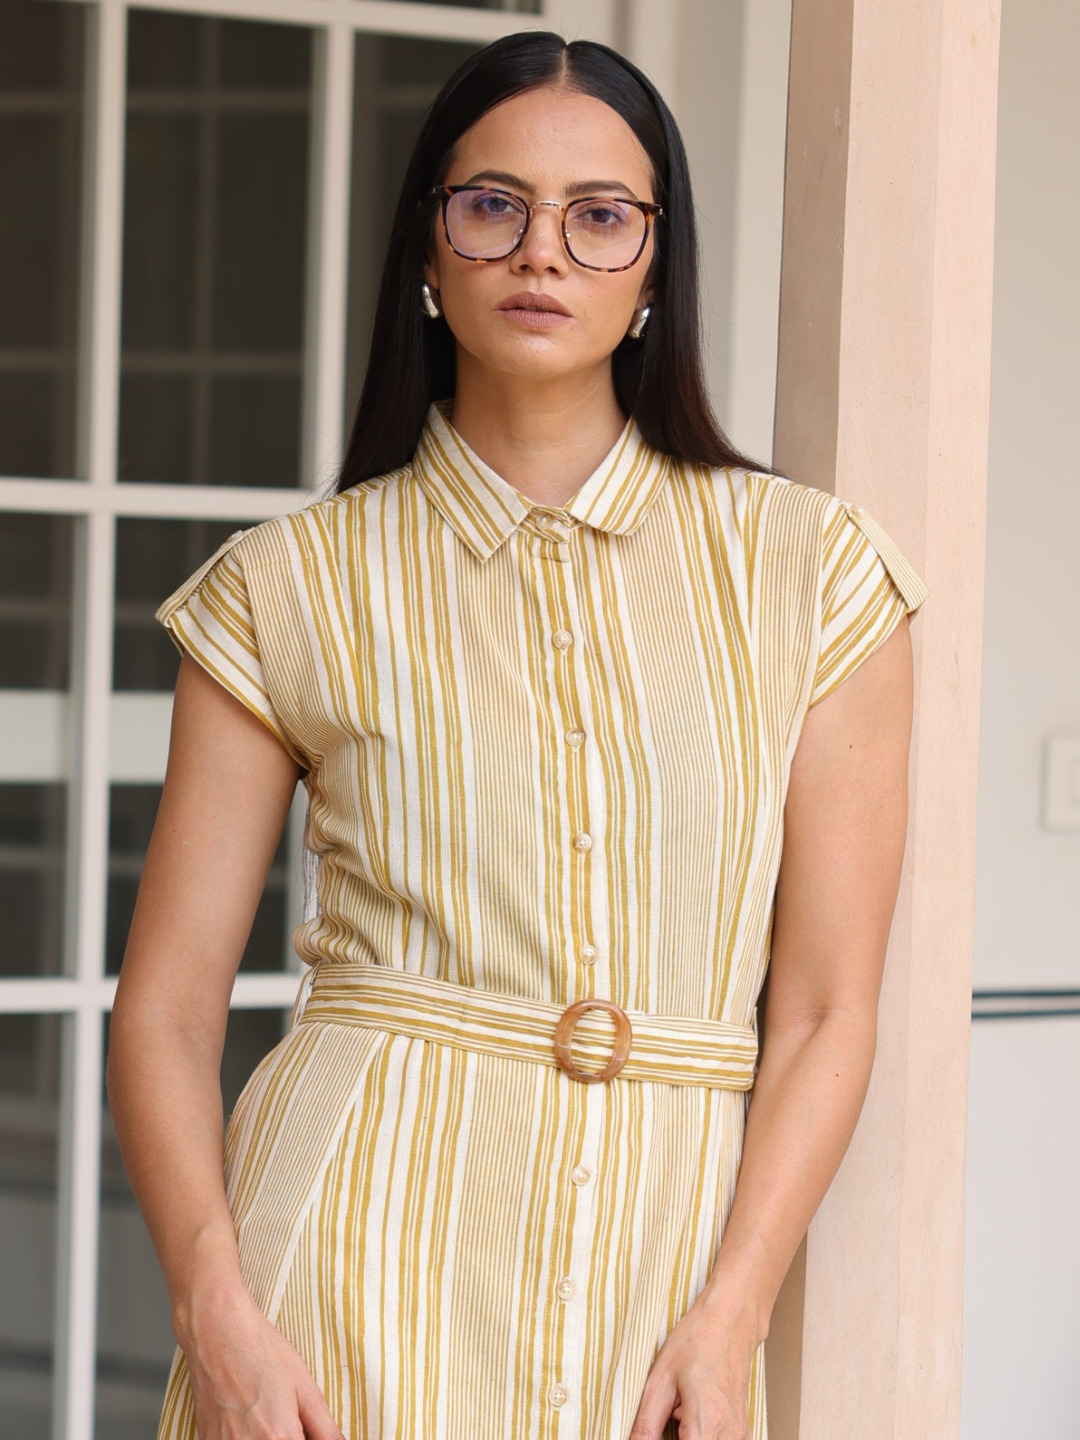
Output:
top-left (0, 1), bottom-right (620, 1437)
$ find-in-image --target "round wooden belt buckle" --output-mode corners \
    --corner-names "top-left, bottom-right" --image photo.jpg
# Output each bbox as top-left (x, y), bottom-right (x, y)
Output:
top-left (553, 998), bottom-right (633, 1083)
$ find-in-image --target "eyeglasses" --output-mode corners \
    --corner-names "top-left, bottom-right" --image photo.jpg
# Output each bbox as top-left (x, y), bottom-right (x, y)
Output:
top-left (431, 185), bottom-right (662, 273)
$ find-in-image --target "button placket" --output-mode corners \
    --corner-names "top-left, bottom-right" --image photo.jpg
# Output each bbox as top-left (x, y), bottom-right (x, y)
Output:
top-left (536, 527), bottom-right (603, 1434)
top-left (552, 562), bottom-right (608, 994)
top-left (543, 540), bottom-right (599, 989)
top-left (548, 1084), bottom-right (605, 1430)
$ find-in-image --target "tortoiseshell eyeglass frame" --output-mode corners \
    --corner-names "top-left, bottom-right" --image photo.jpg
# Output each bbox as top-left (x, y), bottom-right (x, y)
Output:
top-left (430, 185), bottom-right (663, 273)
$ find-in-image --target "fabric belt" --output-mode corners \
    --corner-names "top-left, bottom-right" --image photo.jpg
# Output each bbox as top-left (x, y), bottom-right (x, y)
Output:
top-left (298, 962), bottom-right (759, 1091)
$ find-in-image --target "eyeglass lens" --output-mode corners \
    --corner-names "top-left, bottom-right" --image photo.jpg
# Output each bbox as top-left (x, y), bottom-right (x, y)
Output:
top-left (444, 189), bottom-right (648, 270)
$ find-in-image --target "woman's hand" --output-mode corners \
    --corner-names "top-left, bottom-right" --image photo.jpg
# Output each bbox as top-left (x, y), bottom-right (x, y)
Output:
top-left (181, 1281), bottom-right (345, 1440)
top-left (628, 1290), bottom-right (756, 1440)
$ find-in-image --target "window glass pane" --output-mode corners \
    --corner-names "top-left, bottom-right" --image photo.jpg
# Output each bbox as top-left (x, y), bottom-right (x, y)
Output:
top-left (220, 1008), bottom-right (293, 1117)
top-left (97, 1007), bottom-right (291, 1437)
top-left (0, 0), bottom-right (86, 480)
top-left (116, 375), bottom-right (195, 485)
top-left (127, 9), bottom-right (201, 91)
top-left (114, 516), bottom-right (241, 692)
top-left (344, 35), bottom-right (479, 440)
top-left (218, 23), bottom-right (312, 89)
top-left (106, 785), bottom-right (301, 976)
top-left (0, 1013), bottom-right (61, 1438)
top-left (208, 375), bottom-right (302, 488)
top-left (119, 11), bottom-right (312, 487)
top-left (0, 514), bottom-right (73, 977)
top-left (0, 514), bottom-right (73, 689)
top-left (121, 114), bottom-right (200, 353)
top-left (213, 112), bottom-right (308, 353)
top-left (0, 786), bottom-right (66, 978)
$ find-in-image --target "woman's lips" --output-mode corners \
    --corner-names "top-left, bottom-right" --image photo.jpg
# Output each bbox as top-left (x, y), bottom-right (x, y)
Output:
top-left (496, 292), bottom-right (573, 328)
top-left (499, 307), bottom-right (573, 328)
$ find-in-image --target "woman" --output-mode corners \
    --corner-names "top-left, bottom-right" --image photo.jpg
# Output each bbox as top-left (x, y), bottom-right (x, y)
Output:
top-left (108, 31), bottom-right (927, 1440)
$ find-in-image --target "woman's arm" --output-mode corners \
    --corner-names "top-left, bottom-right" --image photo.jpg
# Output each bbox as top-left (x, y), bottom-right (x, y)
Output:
top-left (107, 656), bottom-right (344, 1440)
top-left (631, 615), bottom-right (915, 1440)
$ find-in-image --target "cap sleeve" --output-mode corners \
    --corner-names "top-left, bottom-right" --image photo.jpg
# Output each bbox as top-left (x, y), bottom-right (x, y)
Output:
top-left (155, 529), bottom-right (305, 766)
top-left (809, 499), bottom-right (929, 708)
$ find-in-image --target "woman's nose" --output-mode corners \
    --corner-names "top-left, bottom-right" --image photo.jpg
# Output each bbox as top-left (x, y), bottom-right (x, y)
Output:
top-left (511, 202), bottom-right (570, 275)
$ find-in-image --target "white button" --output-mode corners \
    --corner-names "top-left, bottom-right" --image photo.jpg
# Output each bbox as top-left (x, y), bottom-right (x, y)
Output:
top-left (552, 629), bottom-right (574, 651)
top-left (548, 1383), bottom-right (568, 1408)
top-left (579, 943), bottom-right (598, 965)
top-left (565, 728), bottom-right (586, 747)
top-left (571, 1165), bottom-right (592, 1186)
top-left (571, 832), bottom-right (592, 853)
top-left (556, 1277), bottom-right (575, 1302)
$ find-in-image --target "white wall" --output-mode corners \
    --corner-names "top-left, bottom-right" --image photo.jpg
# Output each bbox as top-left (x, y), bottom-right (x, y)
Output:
top-left (962, 2), bottom-right (1080, 1435)
top-left (672, 0), bottom-right (791, 469)
top-left (972, 0), bottom-right (1080, 991)
top-left (961, 1020), bottom-right (1080, 1437)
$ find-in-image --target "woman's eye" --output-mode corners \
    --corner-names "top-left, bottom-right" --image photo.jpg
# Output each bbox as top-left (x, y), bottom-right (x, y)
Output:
top-left (577, 202), bottom-right (630, 228)
top-left (473, 192), bottom-right (517, 219)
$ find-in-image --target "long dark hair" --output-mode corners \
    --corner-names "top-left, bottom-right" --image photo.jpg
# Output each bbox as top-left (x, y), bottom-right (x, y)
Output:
top-left (333, 31), bottom-right (768, 493)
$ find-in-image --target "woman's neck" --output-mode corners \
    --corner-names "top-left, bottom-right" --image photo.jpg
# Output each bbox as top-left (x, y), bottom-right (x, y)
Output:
top-left (448, 360), bottom-right (628, 508)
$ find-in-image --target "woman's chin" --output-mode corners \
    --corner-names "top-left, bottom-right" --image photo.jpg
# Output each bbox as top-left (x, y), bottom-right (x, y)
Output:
top-left (460, 336), bottom-right (615, 387)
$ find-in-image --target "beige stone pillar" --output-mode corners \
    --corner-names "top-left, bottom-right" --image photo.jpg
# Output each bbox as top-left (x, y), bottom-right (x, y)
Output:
top-left (765, 1), bottom-right (1001, 1436)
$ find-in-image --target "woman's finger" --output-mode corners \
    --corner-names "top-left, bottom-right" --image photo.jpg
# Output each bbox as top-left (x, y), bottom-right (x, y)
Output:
top-left (627, 1370), bottom-right (677, 1440)
top-left (297, 1377), bottom-right (347, 1440)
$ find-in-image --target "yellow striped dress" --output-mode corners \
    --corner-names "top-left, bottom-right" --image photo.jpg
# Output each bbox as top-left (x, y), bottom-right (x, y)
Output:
top-left (154, 401), bottom-right (927, 1440)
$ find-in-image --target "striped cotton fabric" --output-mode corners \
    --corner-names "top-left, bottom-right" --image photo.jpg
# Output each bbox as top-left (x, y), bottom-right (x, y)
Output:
top-left (154, 402), bottom-right (927, 1440)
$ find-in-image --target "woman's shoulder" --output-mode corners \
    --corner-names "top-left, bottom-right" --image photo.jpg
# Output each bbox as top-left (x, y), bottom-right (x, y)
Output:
top-left (693, 463), bottom-right (928, 614)
top-left (213, 465), bottom-right (413, 568)
top-left (154, 461), bottom-right (419, 685)
top-left (681, 459), bottom-right (841, 551)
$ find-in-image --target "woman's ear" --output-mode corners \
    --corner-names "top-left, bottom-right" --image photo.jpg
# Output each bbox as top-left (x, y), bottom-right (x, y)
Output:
top-left (424, 252), bottom-right (441, 292)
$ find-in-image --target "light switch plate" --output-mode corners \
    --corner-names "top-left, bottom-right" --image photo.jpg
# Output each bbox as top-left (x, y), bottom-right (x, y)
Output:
top-left (1043, 734), bottom-right (1080, 830)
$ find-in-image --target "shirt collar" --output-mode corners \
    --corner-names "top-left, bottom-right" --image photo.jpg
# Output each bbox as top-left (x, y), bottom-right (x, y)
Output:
top-left (412, 400), bottom-right (673, 561)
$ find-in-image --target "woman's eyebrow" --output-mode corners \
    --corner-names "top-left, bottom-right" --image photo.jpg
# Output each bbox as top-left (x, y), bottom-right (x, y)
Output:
top-left (462, 169), bottom-right (639, 199)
